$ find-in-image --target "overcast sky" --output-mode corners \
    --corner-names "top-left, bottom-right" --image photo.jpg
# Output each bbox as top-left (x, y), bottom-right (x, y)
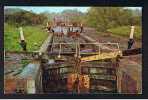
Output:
top-left (5, 6), bottom-right (142, 14)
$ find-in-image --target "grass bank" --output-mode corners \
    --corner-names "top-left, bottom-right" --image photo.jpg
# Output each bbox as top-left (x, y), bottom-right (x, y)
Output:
top-left (107, 26), bottom-right (142, 40)
top-left (4, 23), bottom-right (48, 51)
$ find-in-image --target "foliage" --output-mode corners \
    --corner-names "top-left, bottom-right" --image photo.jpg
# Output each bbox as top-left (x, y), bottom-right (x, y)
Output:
top-left (61, 9), bottom-right (85, 23)
top-left (85, 7), bottom-right (142, 32)
top-left (5, 9), bottom-right (48, 26)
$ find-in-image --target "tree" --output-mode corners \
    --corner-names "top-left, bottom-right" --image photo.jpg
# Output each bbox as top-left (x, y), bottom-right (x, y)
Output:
top-left (85, 7), bottom-right (141, 32)
top-left (5, 9), bottom-right (48, 26)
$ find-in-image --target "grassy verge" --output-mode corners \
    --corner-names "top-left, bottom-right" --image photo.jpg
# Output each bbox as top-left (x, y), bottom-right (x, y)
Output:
top-left (4, 23), bottom-right (48, 51)
top-left (107, 26), bottom-right (142, 40)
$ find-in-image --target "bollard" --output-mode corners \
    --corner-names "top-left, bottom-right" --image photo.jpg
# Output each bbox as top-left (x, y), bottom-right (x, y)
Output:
top-left (80, 23), bottom-right (83, 33)
top-left (127, 26), bottom-right (135, 49)
top-left (46, 21), bottom-right (51, 32)
top-left (19, 27), bottom-right (27, 51)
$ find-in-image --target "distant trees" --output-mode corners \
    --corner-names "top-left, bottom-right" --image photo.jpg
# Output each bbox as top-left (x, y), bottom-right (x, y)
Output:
top-left (85, 7), bottom-right (141, 31)
top-left (5, 9), bottom-right (48, 26)
top-left (60, 9), bottom-right (85, 24)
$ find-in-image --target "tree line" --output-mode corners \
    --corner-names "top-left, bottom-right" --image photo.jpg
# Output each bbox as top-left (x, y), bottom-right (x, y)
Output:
top-left (5, 9), bottom-right (48, 26)
top-left (5, 7), bottom-right (141, 32)
top-left (85, 7), bottom-right (141, 31)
